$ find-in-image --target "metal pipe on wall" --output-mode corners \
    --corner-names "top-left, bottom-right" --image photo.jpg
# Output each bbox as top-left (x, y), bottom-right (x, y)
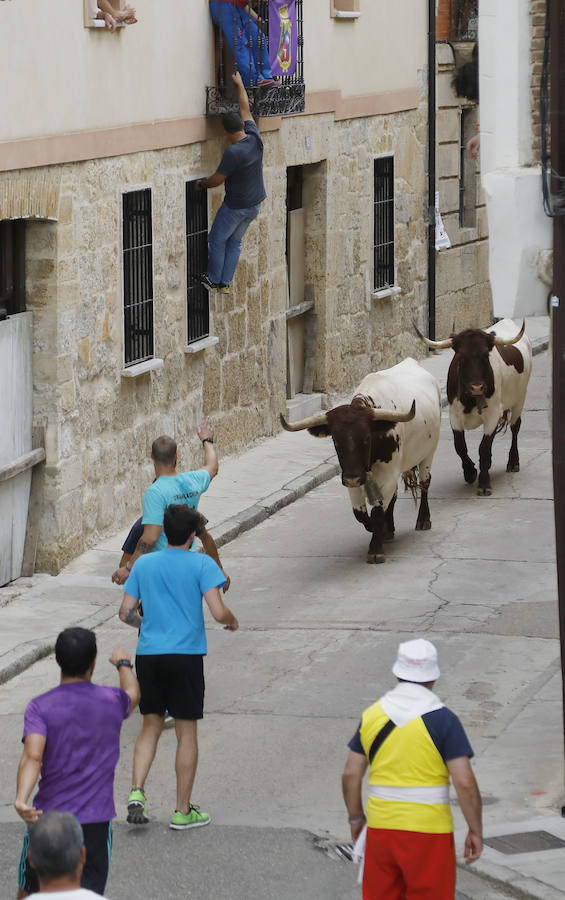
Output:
top-left (427, 0), bottom-right (437, 340)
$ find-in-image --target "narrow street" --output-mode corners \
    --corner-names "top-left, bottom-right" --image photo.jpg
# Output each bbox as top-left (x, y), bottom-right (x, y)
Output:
top-left (0, 351), bottom-right (558, 899)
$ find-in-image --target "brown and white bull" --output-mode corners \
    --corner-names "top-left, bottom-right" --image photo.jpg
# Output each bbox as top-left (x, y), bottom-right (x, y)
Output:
top-left (280, 358), bottom-right (441, 564)
top-left (416, 318), bottom-right (532, 496)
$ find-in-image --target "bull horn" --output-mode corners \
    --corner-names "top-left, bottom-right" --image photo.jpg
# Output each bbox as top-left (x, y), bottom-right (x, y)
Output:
top-left (279, 411), bottom-right (329, 432)
top-left (370, 399), bottom-right (416, 423)
top-left (492, 319), bottom-right (525, 346)
top-left (413, 319), bottom-right (453, 350)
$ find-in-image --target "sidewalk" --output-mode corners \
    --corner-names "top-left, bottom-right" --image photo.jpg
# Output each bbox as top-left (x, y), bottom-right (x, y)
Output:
top-left (0, 315), bottom-right (550, 682)
top-left (0, 315), bottom-right (556, 899)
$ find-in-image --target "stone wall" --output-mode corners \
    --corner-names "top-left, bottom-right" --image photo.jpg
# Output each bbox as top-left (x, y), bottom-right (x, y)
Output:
top-left (435, 43), bottom-right (492, 338)
top-left (530, 0), bottom-right (546, 166)
top-left (17, 95), bottom-right (479, 572)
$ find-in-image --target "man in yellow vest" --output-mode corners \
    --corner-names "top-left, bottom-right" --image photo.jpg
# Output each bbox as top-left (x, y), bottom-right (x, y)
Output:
top-left (342, 638), bottom-right (482, 899)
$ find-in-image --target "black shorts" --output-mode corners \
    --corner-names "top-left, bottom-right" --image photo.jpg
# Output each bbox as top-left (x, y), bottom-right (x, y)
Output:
top-left (136, 654), bottom-right (205, 720)
top-left (18, 820), bottom-right (112, 896)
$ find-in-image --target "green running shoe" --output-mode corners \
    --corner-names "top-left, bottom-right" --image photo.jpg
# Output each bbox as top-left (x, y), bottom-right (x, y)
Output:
top-left (127, 788), bottom-right (148, 825)
top-left (169, 804), bottom-right (211, 830)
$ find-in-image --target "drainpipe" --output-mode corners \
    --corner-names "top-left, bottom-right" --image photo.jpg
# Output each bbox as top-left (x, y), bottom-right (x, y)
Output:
top-left (427, 0), bottom-right (437, 340)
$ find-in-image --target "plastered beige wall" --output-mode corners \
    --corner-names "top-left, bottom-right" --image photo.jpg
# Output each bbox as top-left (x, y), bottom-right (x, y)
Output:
top-left (1, 0), bottom-right (426, 145)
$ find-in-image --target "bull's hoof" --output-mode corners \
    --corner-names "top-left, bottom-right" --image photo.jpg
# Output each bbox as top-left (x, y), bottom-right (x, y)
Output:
top-left (383, 531), bottom-right (395, 543)
top-left (464, 466), bottom-right (478, 484)
top-left (367, 553), bottom-right (386, 564)
top-left (507, 462), bottom-right (520, 473)
top-left (416, 520), bottom-right (431, 531)
top-left (477, 485), bottom-right (492, 496)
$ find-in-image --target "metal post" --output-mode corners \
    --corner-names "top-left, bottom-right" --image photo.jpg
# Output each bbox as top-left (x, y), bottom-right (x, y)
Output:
top-left (550, 0), bottom-right (565, 785)
top-left (427, 0), bottom-right (437, 340)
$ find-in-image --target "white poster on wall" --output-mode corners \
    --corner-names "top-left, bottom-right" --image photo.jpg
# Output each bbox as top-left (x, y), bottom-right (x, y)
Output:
top-left (435, 191), bottom-right (451, 250)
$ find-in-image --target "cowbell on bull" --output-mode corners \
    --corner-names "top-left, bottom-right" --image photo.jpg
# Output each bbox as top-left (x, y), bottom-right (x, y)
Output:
top-left (280, 358), bottom-right (441, 564)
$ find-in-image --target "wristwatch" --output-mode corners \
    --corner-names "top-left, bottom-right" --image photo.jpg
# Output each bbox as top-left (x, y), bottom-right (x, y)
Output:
top-left (115, 659), bottom-right (133, 670)
top-left (202, 437), bottom-right (214, 445)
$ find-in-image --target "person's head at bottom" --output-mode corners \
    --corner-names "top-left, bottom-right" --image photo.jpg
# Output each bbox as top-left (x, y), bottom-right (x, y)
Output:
top-left (28, 810), bottom-right (85, 893)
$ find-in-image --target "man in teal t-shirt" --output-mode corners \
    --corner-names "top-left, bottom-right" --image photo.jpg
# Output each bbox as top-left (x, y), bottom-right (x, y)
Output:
top-left (112, 419), bottom-right (217, 585)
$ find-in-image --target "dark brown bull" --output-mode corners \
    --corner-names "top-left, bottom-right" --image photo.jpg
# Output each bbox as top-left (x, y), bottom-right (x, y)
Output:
top-left (415, 318), bottom-right (532, 495)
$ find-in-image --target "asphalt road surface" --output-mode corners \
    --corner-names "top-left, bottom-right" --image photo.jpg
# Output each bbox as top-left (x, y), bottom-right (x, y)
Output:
top-left (0, 352), bottom-right (554, 900)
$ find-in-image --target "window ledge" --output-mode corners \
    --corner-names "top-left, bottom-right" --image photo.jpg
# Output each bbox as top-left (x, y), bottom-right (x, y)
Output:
top-left (371, 285), bottom-right (402, 300)
top-left (184, 336), bottom-right (219, 354)
top-left (286, 300), bottom-right (314, 320)
top-left (121, 358), bottom-right (164, 377)
top-left (85, 19), bottom-right (125, 28)
top-left (332, 11), bottom-right (361, 18)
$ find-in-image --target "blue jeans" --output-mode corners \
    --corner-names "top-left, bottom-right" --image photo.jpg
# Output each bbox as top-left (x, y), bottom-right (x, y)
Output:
top-left (209, 1), bottom-right (272, 87)
top-left (207, 201), bottom-right (261, 285)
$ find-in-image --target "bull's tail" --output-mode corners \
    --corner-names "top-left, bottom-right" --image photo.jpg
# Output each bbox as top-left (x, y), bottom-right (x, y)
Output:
top-left (402, 466), bottom-right (420, 504)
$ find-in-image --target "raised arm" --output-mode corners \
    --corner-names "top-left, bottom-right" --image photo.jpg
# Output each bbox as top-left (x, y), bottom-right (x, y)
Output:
top-left (109, 645), bottom-right (141, 712)
top-left (197, 417), bottom-right (219, 480)
top-left (448, 756), bottom-right (483, 863)
top-left (232, 70), bottom-right (253, 123)
top-left (15, 734), bottom-right (46, 825)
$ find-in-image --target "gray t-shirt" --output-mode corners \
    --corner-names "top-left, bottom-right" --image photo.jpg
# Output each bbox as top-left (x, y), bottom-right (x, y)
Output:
top-left (218, 120), bottom-right (267, 210)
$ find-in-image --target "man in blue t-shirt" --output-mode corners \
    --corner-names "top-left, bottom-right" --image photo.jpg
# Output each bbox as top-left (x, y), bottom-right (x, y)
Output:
top-left (111, 419), bottom-right (218, 586)
top-left (119, 504), bottom-right (239, 831)
top-left (197, 70), bottom-right (266, 293)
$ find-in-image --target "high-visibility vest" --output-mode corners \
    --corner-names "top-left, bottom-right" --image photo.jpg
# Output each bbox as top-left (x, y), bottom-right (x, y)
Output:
top-left (359, 700), bottom-right (453, 834)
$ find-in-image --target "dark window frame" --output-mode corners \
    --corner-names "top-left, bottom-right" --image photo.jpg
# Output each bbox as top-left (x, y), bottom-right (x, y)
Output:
top-left (0, 220), bottom-right (26, 318)
top-left (122, 188), bottom-right (154, 366)
top-left (373, 156), bottom-right (395, 292)
top-left (185, 180), bottom-right (210, 344)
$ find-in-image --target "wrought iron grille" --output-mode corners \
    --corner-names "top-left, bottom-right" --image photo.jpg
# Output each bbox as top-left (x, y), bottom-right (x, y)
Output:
top-left (206, 0), bottom-right (305, 118)
top-left (373, 157), bottom-right (395, 291)
top-left (0, 220), bottom-right (26, 318)
top-left (448, 0), bottom-right (478, 41)
top-left (186, 180), bottom-right (210, 344)
top-left (123, 189), bottom-right (154, 366)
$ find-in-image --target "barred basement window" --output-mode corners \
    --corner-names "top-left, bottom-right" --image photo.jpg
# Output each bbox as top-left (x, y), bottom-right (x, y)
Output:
top-left (0, 220), bottom-right (26, 318)
top-left (373, 156), bottom-right (395, 291)
top-left (123, 189), bottom-right (154, 366)
top-left (186, 181), bottom-right (209, 344)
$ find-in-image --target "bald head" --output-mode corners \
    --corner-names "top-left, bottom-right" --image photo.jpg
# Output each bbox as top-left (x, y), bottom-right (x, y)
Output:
top-left (29, 811), bottom-right (84, 884)
top-left (151, 435), bottom-right (177, 466)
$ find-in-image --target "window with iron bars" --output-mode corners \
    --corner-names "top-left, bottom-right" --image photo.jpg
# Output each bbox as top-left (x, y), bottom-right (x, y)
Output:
top-left (207, 0), bottom-right (305, 118)
top-left (186, 181), bottom-right (210, 344)
top-left (0, 220), bottom-right (26, 319)
top-left (123, 189), bottom-right (154, 366)
top-left (444, 0), bottom-right (478, 41)
top-left (373, 157), bottom-right (395, 292)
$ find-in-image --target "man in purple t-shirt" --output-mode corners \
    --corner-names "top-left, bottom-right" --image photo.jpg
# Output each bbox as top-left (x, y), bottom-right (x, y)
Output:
top-left (15, 627), bottom-right (140, 898)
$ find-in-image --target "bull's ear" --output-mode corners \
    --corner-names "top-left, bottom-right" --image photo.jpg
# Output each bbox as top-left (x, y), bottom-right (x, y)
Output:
top-left (308, 425), bottom-right (330, 438)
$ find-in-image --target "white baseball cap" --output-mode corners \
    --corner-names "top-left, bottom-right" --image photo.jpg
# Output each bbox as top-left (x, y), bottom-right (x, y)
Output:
top-left (392, 638), bottom-right (440, 682)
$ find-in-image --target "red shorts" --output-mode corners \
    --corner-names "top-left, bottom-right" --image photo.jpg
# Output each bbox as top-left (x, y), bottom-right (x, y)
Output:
top-left (362, 828), bottom-right (456, 900)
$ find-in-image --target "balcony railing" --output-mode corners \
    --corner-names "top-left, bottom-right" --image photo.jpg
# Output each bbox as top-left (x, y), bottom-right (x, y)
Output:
top-left (206, 0), bottom-right (305, 118)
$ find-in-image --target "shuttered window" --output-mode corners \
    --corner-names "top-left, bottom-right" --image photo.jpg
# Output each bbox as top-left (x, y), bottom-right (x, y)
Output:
top-left (123, 189), bottom-right (154, 366)
top-left (186, 180), bottom-right (210, 344)
top-left (373, 156), bottom-right (395, 291)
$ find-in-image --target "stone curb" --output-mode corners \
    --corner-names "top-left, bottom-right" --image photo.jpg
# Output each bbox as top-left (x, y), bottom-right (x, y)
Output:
top-left (457, 857), bottom-right (565, 900)
top-left (0, 602), bottom-right (119, 686)
top-left (0, 337), bottom-right (550, 686)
